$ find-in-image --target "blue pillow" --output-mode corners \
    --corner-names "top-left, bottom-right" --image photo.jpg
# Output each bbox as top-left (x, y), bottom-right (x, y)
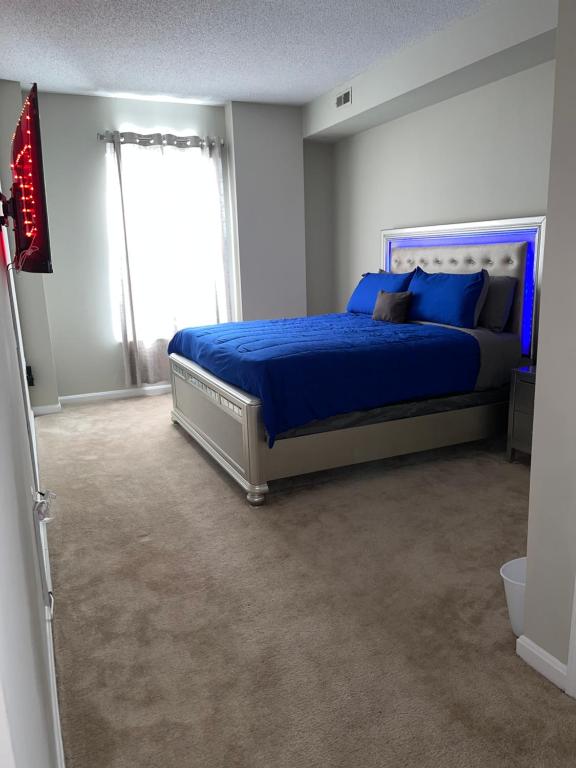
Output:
top-left (408, 267), bottom-right (489, 328)
top-left (347, 271), bottom-right (414, 314)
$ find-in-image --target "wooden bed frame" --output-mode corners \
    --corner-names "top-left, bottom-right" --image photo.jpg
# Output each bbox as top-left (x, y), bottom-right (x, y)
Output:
top-left (170, 217), bottom-right (545, 504)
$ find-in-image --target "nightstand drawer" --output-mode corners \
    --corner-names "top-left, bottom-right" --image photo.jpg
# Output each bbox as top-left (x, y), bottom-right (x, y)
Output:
top-left (512, 412), bottom-right (533, 454)
top-left (514, 380), bottom-right (535, 415)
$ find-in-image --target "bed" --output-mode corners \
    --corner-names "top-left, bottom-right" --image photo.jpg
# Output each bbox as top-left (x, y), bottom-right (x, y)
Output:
top-left (169, 217), bottom-right (545, 505)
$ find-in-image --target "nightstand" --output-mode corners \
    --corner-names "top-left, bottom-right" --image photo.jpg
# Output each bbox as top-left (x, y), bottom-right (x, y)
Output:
top-left (507, 366), bottom-right (536, 461)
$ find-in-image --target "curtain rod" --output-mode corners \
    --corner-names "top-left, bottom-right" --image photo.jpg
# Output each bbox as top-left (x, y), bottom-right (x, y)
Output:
top-left (97, 130), bottom-right (224, 148)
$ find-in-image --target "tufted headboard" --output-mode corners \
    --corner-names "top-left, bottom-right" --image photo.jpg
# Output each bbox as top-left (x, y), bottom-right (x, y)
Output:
top-left (381, 217), bottom-right (546, 359)
top-left (389, 242), bottom-right (527, 339)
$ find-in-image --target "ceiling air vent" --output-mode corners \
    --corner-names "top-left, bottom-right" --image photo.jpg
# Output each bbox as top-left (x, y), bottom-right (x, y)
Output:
top-left (336, 88), bottom-right (352, 108)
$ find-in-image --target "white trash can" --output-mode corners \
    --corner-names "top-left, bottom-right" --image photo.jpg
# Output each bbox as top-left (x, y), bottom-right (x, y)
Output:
top-left (500, 556), bottom-right (527, 637)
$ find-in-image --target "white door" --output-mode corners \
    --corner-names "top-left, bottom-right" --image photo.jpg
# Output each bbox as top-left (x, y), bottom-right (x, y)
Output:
top-left (0, 223), bottom-right (64, 767)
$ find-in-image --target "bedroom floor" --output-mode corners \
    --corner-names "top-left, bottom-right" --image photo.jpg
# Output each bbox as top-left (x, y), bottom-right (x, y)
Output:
top-left (37, 395), bottom-right (576, 768)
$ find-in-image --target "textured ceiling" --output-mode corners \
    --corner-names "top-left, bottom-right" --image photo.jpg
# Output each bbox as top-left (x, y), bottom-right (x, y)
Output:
top-left (0, 0), bottom-right (491, 104)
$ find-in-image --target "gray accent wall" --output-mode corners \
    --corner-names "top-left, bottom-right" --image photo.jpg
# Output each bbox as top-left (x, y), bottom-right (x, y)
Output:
top-left (328, 61), bottom-right (555, 311)
top-left (304, 141), bottom-right (334, 316)
top-left (225, 102), bottom-right (307, 321)
top-left (303, 0), bottom-right (557, 140)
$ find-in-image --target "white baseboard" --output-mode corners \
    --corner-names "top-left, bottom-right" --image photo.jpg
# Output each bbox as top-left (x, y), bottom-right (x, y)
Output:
top-left (32, 403), bottom-right (62, 416)
top-left (516, 635), bottom-right (568, 691)
top-left (59, 383), bottom-right (170, 406)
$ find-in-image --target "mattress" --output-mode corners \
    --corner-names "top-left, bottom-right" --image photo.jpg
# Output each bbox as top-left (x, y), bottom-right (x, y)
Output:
top-left (169, 313), bottom-right (519, 446)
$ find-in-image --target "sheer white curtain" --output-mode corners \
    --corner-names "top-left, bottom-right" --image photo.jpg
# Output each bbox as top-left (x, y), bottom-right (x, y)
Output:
top-left (105, 133), bottom-right (230, 385)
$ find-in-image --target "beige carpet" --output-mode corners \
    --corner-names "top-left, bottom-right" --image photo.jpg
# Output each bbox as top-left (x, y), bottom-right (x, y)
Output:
top-left (37, 395), bottom-right (576, 768)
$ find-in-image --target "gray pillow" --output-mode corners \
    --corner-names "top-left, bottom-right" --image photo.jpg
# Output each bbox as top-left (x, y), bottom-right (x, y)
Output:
top-left (478, 276), bottom-right (518, 332)
top-left (474, 269), bottom-right (490, 326)
top-left (372, 290), bottom-right (412, 323)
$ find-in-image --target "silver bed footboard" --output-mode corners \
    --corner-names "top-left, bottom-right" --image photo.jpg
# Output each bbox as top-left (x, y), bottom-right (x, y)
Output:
top-left (170, 353), bottom-right (507, 506)
top-left (170, 354), bottom-right (270, 505)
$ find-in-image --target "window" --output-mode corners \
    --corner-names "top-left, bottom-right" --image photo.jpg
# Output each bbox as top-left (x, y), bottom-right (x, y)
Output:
top-left (105, 132), bottom-right (230, 384)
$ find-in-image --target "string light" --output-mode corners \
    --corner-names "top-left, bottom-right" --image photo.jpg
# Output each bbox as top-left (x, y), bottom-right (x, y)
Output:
top-left (11, 99), bottom-right (38, 240)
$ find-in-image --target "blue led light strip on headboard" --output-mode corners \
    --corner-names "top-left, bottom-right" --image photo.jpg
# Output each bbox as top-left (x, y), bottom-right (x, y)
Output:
top-left (384, 227), bottom-right (539, 358)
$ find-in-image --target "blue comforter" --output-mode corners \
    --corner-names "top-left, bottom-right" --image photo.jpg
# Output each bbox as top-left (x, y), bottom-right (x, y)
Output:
top-left (168, 314), bottom-right (481, 446)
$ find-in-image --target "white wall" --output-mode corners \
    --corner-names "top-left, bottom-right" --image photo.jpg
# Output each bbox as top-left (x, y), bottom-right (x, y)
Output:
top-left (524, 0), bottom-right (576, 665)
top-left (38, 92), bottom-right (226, 396)
top-left (0, 243), bottom-right (60, 766)
top-left (225, 102), bottom-right (307, 320)
top-left (329, 61), bottom-right (555, 310)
